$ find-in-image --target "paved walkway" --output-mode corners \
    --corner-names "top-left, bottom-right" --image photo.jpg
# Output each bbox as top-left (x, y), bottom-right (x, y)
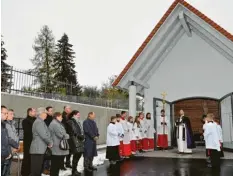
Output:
top-left (142, 146), bottom-right (233, 159)
top-left (10, 147), bottom-right (233, 175)
top-left (95, 157), bottom-right (233, 176)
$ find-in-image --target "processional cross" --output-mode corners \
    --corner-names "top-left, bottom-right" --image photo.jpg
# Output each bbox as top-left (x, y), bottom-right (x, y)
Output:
top-left (161, 91), bottom-right (167, 109)
top-left (161, 91), bottom-right (167, 145)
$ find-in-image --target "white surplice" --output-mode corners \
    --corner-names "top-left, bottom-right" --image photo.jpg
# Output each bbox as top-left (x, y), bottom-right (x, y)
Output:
top-left (216, 123), bottom-right (223, 143)
top-left (176, 117), bottom-right (192, 153)
top-left (133, 123), bottom-right (143, 140)
top-left (139, 118), bottom-right (148, 139)
top-left (204, 122), bottom-right (221, 151)
top-left (106, 123), bottom-right (120, 146)
top-left (115, 121), bottom-right (124, 142)
top-left (145, 119), bottom-right (156, 139)
top-left (120, 119), bottom-right (131, 144)
top-left (127, 122), bottom-right (137, 140)
top-left (157, 116), bottom-right (169, 135)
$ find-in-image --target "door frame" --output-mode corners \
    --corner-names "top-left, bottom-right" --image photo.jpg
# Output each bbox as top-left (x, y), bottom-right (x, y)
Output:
top-left (219, 92), bottom-right (233, 152)
top-left (219, 92), bottom-right (233, 128)
top-left (154, 96), bottom-right (219, 147)
top-left (153, 98), bottom-right (173, 148)
top-left (153, 93), bottom-right (233, 149)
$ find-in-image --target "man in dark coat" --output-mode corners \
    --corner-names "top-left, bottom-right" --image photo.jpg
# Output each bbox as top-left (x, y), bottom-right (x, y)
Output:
top-left (61, 105), bottom-right (72, 169)
top-left (44, 106), bottom-right (53, 126)
top-left (83, 112), bottom-right (99, 172)
top-left (1, 105), bottom-right (19, 176)
top-left (21, 108), bottom-right (36, 176)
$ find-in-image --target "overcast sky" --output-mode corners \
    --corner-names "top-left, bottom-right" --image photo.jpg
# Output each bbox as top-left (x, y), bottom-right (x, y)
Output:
top-left (1, 0), bottom-right (233, 87)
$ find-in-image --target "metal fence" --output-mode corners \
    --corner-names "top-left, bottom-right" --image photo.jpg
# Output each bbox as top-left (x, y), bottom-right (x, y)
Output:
top-left (1, 67), bottom-right (142, 110)
top-left (14, 118), bottom-right (23, 140)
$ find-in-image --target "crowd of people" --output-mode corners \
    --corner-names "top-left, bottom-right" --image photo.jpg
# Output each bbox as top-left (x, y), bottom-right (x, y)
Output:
top-left (106, 111), bottom-right (156, 164)
top-left (1, 104), bottom-right (225, 176)
top-left (1, 105), bottom-right (99, 176)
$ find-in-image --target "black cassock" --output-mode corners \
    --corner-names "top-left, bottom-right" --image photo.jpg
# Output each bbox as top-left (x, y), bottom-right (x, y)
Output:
top-left (173, 116), bottom-right (196, 149)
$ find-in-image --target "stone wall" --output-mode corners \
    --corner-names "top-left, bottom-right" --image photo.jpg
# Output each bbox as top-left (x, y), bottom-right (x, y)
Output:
top-left (1, 92), bottom-right (127, 145)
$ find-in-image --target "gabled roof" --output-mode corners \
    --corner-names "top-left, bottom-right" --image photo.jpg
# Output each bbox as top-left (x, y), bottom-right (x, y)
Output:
top-left (113, 0), bottom-right (233, 87)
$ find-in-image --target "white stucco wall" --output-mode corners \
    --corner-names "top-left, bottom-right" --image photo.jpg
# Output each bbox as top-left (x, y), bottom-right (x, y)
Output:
top-left (145, 32), bottom-right (233, 115)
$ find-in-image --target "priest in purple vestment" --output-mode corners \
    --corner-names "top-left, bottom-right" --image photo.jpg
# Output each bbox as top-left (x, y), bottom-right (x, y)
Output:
top-left (175, 109), bottom-right (195, 153)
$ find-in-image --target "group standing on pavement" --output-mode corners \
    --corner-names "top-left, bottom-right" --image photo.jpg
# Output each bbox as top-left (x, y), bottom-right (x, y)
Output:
top-left (106, 111), bottom-right (156, 165)
top-left (2, 103), bottom-right (225, 175)
top-left (1, 104), bottom-right (99, 176)
top-left (1, 106), bottom-right (19, 176)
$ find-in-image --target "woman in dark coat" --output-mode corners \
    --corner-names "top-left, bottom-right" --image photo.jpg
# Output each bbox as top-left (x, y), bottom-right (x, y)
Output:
top-left (83, 112), bottom-right (99, 172)
top-left (67, 110), bottom-right (85, 176)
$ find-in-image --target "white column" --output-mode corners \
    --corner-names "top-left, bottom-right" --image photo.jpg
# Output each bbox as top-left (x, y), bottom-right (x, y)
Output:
top-left (129, 82), bottom-right (136, 117)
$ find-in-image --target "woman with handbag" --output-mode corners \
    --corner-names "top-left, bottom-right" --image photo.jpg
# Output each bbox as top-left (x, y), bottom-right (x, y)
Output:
top-left (49, 112), bottom-right (70, 176)
top-left (67, 110), bottom-right (85, 176)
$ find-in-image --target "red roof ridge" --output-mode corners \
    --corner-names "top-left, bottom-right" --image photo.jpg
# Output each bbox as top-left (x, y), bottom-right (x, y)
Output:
top-left (112, 0), bottom-right (233, 87)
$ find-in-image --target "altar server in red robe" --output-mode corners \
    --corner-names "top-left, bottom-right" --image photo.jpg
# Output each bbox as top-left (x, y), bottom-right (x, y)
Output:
top-left (120, 111), bottom-right (131, 158)
top-left (133, 116), bottom-right (143, 153)
top-left (127, 116), bottom-right (137, 155)
top-left (145, 113), bottom-right (156, 150)
top-left (157, 109), bottom-right (168, 149)
top-left (139, 112), bottom-right (149, 152)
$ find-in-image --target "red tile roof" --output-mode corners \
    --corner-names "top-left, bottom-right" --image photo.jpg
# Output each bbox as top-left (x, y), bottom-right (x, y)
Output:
top-left (112, 0), bottom-right (233, 87)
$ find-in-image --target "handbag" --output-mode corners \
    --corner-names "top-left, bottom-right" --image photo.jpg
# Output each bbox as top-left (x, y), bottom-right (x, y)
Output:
top-left (59, 136), bottom-right (69, 150)
top-left (44, 148), bottom-right (52, 160)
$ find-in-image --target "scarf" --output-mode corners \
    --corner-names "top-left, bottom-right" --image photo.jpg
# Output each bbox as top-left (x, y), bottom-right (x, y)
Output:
top-left (73, 117), bottom-right (84, 134)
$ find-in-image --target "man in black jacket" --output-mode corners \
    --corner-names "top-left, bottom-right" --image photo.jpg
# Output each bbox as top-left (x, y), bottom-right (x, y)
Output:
top-left (44, 106), bottom-right (53, 126)
top-left (1, 105), bottom-right (19, 176)
top-left (21, 108), bottom-right (36, 176)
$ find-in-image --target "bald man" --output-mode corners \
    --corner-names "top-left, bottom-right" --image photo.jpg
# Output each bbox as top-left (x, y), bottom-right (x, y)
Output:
top-left (175, 109), bottom-right (195, 154)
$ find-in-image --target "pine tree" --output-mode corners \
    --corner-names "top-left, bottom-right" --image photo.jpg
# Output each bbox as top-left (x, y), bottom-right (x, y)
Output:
top-left (53, 33), bottom-right (82, 95)
top-left (1, 37), bottom-right (12, 92)
top-left (30, 25), bottom-right (55, 93)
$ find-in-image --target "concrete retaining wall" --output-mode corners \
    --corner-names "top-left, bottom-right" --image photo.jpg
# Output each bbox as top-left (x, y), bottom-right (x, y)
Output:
top-left (1, 93), bottom-right (128, 145)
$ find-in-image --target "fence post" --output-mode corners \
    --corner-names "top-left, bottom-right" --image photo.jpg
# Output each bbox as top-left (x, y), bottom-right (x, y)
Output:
top-left (70, 82), bottom-right (73, 95)
top-left (17, 118), bottom-right (20, 136)
top-left (8, 66), bottom-right (13, 94)
top-left (45, 77), bottom-right (47, 94)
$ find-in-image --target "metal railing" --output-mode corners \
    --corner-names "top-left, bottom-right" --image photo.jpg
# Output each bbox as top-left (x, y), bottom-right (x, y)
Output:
top-left (14, 118), bottom-right (23, 141)
top-left (1, 67), bottom-right (142, 110)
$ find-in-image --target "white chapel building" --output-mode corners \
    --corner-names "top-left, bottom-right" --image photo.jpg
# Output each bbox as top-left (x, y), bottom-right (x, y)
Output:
top-left (113, 0), bottom-right (233, 148)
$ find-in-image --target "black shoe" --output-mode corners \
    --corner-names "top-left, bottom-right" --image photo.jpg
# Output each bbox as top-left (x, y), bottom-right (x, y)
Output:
top-left (66, 164), bottom-right (72, 169)
top-left (84, 168), bottom-right (93, 172)
top-left (61, 166), bottom-right (67, 171)
top-left (90, 166), bottom-right (97, 171)
top-left (72, 171), bottom-right (81, 176)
